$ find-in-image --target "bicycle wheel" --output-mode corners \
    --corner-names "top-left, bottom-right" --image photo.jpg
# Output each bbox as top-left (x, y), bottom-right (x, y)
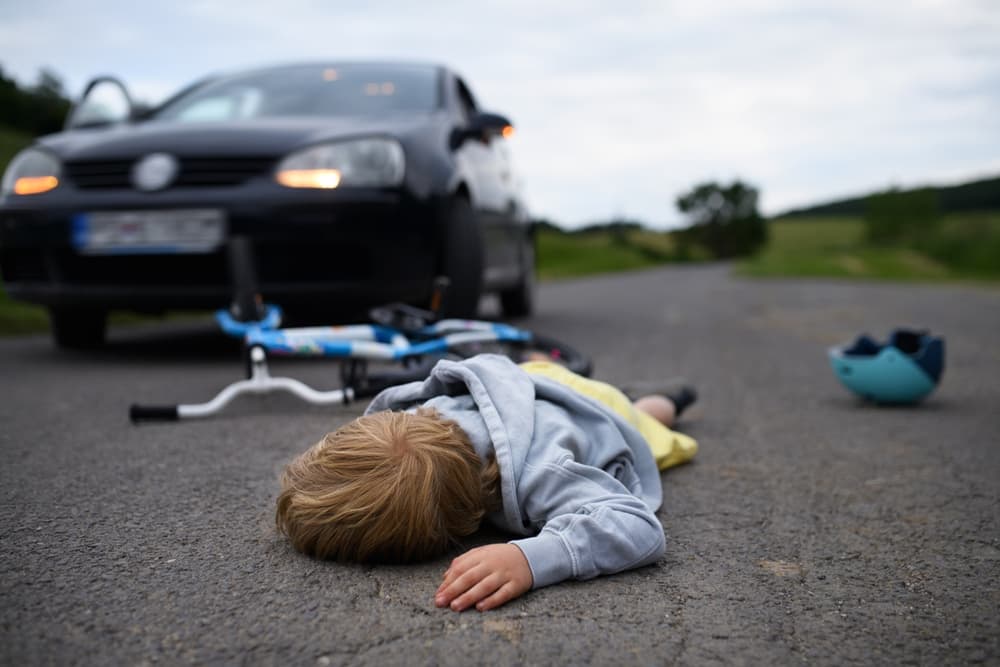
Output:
top-left (448, 332), bottom-right (593, 378)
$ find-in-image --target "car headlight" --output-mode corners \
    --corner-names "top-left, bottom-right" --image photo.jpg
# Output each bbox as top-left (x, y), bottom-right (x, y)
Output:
top-left (275, 138), bottom-right (405, 189)
top-left (1, 148), bottom-right (62, 196)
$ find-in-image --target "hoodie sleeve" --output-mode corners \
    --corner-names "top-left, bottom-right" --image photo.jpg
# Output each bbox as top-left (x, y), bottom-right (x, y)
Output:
top-left (509, 459), bottom-right (666, 589)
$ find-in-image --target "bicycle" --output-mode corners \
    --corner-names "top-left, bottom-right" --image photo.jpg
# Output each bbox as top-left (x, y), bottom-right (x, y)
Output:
top-left (129, 238), bottom-right (591, 422)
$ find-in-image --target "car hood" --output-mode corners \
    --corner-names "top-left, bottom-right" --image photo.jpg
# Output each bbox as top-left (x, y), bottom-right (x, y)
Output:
top-left (37, 115), bottom-right (437, 161)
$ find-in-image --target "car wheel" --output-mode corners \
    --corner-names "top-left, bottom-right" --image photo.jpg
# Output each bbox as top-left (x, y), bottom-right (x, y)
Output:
top-left (500, 236), bottom-right (535, 318)
top-left (440, 197), bottom-right (484, 318)
top-left (49, 307), bottom-right (107, 349)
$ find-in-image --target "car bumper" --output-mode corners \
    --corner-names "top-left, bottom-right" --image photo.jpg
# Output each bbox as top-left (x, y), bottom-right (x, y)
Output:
top-left (0, 186), bottom-right (443, 312)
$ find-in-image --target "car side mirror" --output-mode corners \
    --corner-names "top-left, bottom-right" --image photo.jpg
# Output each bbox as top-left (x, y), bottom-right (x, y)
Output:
top-left (65, 76), bottom-right (137, 130)
top-left (131, 102), bottom-right (154, 121)
top-left (450, 112), bottom-right (514, 149)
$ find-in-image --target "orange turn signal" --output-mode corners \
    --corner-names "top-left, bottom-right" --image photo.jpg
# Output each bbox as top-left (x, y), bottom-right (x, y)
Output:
top-left (276, 169), bottom-right (341, 189)
top-left (14, 175), bottom-right (59, 195)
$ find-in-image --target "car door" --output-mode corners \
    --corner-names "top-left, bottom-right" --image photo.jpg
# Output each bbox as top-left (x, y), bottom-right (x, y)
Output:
top-left (452, 77), bottom-right (511, 280)
top-left (487, 134), bottom-right (525, 281)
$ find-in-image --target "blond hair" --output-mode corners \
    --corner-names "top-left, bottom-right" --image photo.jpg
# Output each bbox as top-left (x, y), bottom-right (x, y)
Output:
top-left (275, 408), bottom-right (500, 563)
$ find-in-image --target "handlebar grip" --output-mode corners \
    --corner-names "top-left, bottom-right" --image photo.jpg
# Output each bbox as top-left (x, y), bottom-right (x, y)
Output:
top-left (129, 404), bottom-right (180, 422)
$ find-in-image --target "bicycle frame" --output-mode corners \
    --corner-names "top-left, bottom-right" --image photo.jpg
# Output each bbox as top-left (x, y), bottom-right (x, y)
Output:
top-left (216, 306), bottom-right (531, 360)
top-left (129, 236), bottom-right (588, 422)
top-left (132, 305), bottom-right (539, 421)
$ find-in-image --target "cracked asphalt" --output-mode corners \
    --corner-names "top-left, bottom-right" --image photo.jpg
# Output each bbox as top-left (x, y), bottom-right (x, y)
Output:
top-left (2, 264), bottom-right (998, 665)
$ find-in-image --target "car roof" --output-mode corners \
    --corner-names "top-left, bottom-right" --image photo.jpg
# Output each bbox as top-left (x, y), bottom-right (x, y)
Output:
top-left (210, 61), bottom-right (448, 81)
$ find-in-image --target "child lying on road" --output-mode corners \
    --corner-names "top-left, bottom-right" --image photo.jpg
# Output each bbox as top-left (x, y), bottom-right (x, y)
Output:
top-left (276, 354), bottom-right (698, 611)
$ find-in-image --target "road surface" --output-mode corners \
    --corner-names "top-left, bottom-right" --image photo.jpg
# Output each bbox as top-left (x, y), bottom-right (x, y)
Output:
top-left (2, 264), bottom-right (998, 665)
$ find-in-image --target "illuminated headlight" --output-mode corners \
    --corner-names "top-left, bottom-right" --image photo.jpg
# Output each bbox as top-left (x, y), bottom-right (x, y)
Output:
top-left (275, 138), bottom-right (405, 189)
top-left (1, 148), bottom-right (61, 196)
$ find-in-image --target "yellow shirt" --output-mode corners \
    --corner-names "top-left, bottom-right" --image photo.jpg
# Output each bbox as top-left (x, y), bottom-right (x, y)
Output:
top-left (520, 360), bottom-right (698, 471)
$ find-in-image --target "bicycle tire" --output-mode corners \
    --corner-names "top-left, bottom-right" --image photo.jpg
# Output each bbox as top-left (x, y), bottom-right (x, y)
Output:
top-left (447, 332), bottom-right (593, 377)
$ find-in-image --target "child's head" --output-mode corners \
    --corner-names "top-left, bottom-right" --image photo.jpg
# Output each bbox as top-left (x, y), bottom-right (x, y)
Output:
top-left (275, 408), bottom-right (499, 563)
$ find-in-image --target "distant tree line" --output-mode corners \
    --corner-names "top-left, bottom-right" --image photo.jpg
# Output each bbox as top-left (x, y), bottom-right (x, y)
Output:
top-left (780, 176), bottom-right (1000, 218)
top-left (862, 185), bottom-right (999, 276)
top-left (0, 66), bottom-right (72, 136)
top-left (534, 179), bottom-right (767, 261)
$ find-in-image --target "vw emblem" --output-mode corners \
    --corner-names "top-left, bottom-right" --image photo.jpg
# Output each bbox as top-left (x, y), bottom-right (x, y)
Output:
top-left (131, 153), bottom-right (178, 191)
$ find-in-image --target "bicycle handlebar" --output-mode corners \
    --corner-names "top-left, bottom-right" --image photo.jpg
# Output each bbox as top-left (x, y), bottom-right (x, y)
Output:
top-left (129, 404), bottom-right (180, 422)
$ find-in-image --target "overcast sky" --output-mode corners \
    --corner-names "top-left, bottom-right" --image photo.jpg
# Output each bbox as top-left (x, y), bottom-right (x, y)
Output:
top-left (2, 0), bottom-right (998, 227)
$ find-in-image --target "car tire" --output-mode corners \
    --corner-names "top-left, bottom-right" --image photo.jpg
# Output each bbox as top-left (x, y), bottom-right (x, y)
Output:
top-left (49, 307), bottom-right (107, 349)
top-left (439, 196), bottom-right (484, 318)
top-left (500, 236), bottom-right (535, 318)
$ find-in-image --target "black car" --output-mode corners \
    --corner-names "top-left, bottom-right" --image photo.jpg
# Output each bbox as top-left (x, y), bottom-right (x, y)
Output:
top-left (0, 62), bottom-right (535, 347)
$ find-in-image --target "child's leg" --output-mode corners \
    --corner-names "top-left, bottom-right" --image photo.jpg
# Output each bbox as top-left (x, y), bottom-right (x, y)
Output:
top-left (633, 395), bottom-right (676, 427)
top-left (519, 360), bottom-right (698, 470)
top-left (634, 386), bottom-right (698, 427)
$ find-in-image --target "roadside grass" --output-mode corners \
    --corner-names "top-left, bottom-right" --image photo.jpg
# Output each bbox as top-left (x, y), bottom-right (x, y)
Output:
top-left (0, 283), bottom-right (203, 338)
top-left (536, 227), bottom-right (678, 279)
top-left (0, 286), bottom-right (49, 335)
top-left (738, 215), bottom-right (1000, 282)
top-left (915, 212), bottom-right (1000, 279)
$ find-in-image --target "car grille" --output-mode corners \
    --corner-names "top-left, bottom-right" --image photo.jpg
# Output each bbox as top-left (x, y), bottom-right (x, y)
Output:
top-left (64, 157), bottom-right (276, 189)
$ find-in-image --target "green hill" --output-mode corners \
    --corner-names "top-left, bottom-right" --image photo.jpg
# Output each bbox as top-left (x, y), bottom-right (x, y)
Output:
top-left (780, 175), bottom-right (1000, 218)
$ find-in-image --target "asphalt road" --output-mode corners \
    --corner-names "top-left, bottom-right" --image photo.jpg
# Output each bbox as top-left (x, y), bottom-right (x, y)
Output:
top-left (2, 264), bottom-right (998, 666)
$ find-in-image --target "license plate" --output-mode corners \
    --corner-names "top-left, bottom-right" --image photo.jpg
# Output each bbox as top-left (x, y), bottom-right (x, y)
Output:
top-left (72, 209), bottom-right (227, 255)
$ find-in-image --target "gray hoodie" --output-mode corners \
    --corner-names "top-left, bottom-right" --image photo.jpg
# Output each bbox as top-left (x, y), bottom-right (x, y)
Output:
top-left (365, 354), bottom-right (666, 589)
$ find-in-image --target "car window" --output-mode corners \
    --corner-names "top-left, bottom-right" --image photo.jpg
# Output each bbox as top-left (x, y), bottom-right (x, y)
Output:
top-left (172, 87), bottom-right (262, 122)
top-left (154, 64), bottom-right (440, 122)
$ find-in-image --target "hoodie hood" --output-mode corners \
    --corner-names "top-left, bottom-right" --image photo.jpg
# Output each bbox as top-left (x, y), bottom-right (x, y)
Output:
top-left (366, 354), bottom-right (536, 533)
top-left (366, 354), bottom-right (664, 538)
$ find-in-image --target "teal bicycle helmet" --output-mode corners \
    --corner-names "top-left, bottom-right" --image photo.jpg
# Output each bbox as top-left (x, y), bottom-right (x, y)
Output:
top-left (828, 329), bottom-right (944, 404)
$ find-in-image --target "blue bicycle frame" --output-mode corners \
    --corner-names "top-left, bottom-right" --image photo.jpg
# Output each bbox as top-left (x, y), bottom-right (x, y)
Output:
top-left (216, 305), bottom-right (531, 361)
top-left (130, 303), bottom-right (588, 422)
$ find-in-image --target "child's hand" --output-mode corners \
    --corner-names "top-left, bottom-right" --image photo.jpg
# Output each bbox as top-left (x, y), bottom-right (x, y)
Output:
top-left (434, 543), bottom-right (533, 612)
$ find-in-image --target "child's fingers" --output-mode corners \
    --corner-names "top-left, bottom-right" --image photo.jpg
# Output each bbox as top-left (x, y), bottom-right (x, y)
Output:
top-left (440, 549), bottom-right (481, 581)
top-left (436, 556), bottom-right (473, 593)
top-left (437, 546), bottom-right (492, 593)
top-left (449, 574), bottom-right (504, 612)
top-left (475, 582), bottom-right (522, 612)
top-left (437, 567), bottom-right (458, 592)
top-left (435, 565), bottom-right (488, 606)
top-left (437, 559), bottom-right (475, 593)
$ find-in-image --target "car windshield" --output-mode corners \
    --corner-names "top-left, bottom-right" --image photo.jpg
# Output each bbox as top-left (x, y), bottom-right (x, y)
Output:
top-left (152, 64), bottom-right (440, 122)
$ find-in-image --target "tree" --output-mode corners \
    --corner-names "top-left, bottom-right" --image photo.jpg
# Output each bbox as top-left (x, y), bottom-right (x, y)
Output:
top-left (674, 180), bottom-right (767, 258)
top-left (0, 64), bottom-right (72, 137)
top-left (34, 68), bottom-right (67, 99)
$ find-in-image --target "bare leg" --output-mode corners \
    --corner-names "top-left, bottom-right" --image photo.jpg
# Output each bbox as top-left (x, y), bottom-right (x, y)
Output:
top-left (633, 395), bottom-right (676, 428)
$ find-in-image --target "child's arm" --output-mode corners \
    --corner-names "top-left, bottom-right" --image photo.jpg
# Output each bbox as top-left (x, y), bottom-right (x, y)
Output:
top-left (510, 459), bottom-right (667, 589)
top-left (434, 543), bottom-right (533, 612)
top-left (434, 461), bottom-right (666, 611)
